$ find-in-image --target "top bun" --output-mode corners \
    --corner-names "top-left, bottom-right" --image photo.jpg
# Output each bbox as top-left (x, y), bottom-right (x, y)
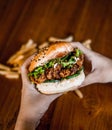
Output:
top-left (29, 42), bottom-right (74, 72)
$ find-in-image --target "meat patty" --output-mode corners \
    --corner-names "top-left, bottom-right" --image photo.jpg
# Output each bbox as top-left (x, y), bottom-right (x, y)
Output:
top-left (30, 55), bottom-right (83, 84)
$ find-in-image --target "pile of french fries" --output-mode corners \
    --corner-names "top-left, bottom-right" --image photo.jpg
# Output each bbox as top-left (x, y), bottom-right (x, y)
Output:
top-left (0, 39), bottom-right (37, 79)
top-left (0, 35), bottom-right (92, 98)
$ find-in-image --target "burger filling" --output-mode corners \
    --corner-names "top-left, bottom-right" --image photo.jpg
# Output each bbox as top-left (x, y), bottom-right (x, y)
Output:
top-left (28, 48), bottom-right (84, 84)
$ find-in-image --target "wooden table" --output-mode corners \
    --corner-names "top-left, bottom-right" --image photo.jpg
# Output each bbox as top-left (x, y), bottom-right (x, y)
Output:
top-left (0, 0), bottom-right (112, 129)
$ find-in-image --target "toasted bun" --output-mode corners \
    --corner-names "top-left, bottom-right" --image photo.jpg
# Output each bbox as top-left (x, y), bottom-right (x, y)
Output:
top-left (29, 42), bottom-right (85, 94)
top-left (35, 70), bottom-right (85, 94)
top-left (29, 42), bottom-right (74, 72)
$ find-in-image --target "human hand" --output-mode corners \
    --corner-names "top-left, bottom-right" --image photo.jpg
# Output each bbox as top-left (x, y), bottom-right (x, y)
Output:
top-left (71, 42), bottom-right (112, 87)
top-left (15, 42), bottom-right (112, 130)
top-left (15, 55), bottom-right (62, 130)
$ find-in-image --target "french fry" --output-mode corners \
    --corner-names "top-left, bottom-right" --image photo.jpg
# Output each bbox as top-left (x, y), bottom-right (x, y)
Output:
top-left (83, 39), bottom-right (92, 50)
top-left (20, 39), bottom-right (34, 50)
top-left (5, 73), bottom-right (19, 79)
top-left (7, 54), bottom-right (18, 64)
top-left (74, 89), bottom-right (83, 99)
top-left (25, 39), bottom-right (34, 48)
top-left (48, 35), bottom-right (73, 42)
top-left (0, 64), bottom-right (11, 71)
top-left (11, 55), bottom-right (24, 64)
top-left (20, 43), bottom-right (37, 53)
top-left (0, 70), bottom-right (19, 79)
top-left (11, 67), bottom-right (20, 73)
top-left (38, 42), bottom-right (49, 49)
top-left (0, 70), bottom-right (8, 75)
top-left (18, 44), bottom-right (36, 55)
top-left (22, 47), bottom-right (37, 56)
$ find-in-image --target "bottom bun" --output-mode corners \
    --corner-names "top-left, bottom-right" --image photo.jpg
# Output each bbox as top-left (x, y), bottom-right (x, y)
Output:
top-left (36, 70), bottom-right (85, 94)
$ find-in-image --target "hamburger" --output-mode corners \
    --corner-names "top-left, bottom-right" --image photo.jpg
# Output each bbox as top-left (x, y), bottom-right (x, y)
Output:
top-left (28, 42), bottom-right (85, 94)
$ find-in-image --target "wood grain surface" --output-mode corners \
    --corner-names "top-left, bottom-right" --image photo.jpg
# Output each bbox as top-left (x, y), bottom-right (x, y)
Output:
top-left (0, 0), bottom-right (112, 130)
